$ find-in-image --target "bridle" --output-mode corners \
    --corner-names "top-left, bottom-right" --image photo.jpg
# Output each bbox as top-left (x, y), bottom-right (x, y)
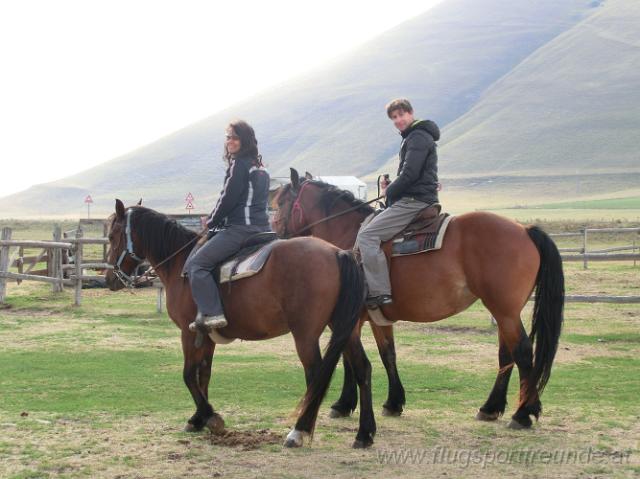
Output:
top-left (276, 180), bottom-right (383, 239)
top-left (110, 208), bottom-right (205, 289)
top-left (274, 181), bottom-right (314, 238)
top-left (111, 208), bottom-right (147, 288)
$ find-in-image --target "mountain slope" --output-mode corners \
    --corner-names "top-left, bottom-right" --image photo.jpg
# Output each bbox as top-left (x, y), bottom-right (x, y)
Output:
top-left (437, 0), bottom-right (640, 177)
top-left (0, 0), bottom-right (598, 217)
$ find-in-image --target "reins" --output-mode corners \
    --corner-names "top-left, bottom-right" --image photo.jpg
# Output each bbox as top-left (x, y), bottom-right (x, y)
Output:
top-left (284, 182), bottom-right (383, 237)
top-left (111, 208), bottom-right (207, 289)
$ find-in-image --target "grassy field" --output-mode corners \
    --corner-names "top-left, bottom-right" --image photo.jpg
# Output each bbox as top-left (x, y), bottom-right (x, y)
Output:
top-left (0, 221), bottom-right (638, 478)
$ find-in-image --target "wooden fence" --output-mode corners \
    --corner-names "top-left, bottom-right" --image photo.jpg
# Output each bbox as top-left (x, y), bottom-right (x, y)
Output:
top-left (1, 223), bottom-right (638, 309)
top-left (548, 226), bottom-right (639, 304)
top-left (550, 226), bottom-right (640, 269)
top-left (0, 226), bottom-right (164, 311)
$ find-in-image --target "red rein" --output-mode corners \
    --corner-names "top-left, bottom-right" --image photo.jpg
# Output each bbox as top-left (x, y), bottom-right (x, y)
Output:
top-left (290, 182), bottom-right (313, 235)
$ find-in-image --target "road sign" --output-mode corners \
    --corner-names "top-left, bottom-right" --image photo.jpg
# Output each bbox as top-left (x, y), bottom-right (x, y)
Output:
top-left (185, 193), bottom-right (194, 213)
top-left (84, 195), bottom-right (93, 219)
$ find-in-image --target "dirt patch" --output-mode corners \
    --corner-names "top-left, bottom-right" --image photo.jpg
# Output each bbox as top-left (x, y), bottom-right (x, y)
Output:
top-left (420, 324), bottom-right (495, 336)
top-left (199, 428), bottom-right (283, 450)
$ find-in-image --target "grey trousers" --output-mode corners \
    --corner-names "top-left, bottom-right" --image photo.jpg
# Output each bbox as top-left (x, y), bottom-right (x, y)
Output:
top-left (183, 224), bottom-right (271, 316)
top-left (357, 197), bottom-right (430, 297)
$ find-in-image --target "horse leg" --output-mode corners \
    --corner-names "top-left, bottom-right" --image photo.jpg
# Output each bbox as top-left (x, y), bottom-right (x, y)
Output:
top-left (371, 323), bottom-right (405, 416)
top-left (344, 334), bottom-right (376, 448)
top-left (198, 340), bottom-right (215, 400)
top-left (329, 355), bottom-right (358, 418)
top-left (181, 329), bottom-right (221, 433)
top-left (293, 336), bottom-right (323, 388)
top-left (329, 318), bottom-right (364, 418)
top-left (477, 330), bottom-right (514, 421)
top-left (501, 320), bottom-right (542, 429)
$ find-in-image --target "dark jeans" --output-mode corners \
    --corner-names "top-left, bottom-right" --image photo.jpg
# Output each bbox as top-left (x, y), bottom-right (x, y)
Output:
top-left (183, 224), bottom-right (271, 316)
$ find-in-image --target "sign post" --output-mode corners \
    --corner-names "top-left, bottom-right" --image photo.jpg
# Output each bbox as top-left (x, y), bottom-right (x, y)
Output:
top-left (185, 192), bottom-right (194, 215)
top-left (84, 195), bottom-right (93, 219)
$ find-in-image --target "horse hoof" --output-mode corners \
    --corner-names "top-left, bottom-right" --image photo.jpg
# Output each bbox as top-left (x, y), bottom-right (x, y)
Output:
top-left (507, 419), bottom-right (531, 430)
top-left (352, 437), bottom-right (374, 449)
top-left (184, 422), bottom-right (202, 433)
top-left (206, 414), bottom-right (225, 435)
top-left (382, 407), bottom-right (402, 417)
top-left (476, 410), bottom-right (500, 421)
top-left (329, 407), bottom-right (351, 418)
top-left (283, 428), bottom-right (307, 448)
top-left (284, 438), bottom-right (302, 448)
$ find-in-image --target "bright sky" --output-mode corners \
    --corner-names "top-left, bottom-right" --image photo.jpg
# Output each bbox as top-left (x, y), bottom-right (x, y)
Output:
top-left (0, 0), bottom-right (444, 198)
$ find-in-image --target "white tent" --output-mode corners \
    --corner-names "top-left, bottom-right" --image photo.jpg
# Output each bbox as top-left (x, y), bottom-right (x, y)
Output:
top-left (315, 176), bottom-right (368, 201)
top-left (269, 175), bottom-right (368, 201)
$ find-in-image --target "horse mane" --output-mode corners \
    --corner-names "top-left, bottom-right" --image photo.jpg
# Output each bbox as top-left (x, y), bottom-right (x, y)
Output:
top-left (306, 179), bottom-right (374, 216)
top-left (277, 180), bottom-right (374, 216)
top-left (129, 206), bottom-right (198, 271)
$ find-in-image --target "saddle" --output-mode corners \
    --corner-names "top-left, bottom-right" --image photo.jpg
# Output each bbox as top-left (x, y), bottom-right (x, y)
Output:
top-left (388, 204), bottom-right (452, 256)
top-left (216, 232), bottom-right (280, 284)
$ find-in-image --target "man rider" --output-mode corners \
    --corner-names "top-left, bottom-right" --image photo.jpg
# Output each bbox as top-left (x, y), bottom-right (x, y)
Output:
top-left (357, 98), bottom-right (441, 308)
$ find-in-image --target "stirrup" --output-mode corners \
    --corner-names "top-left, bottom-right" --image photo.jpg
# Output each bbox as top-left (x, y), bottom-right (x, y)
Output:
top-left (188, 314), bottom-right (228, 332)
top-left (189, 312), bottom-right (227, 348)
top-left (366, 294), bottom-right (393, 309)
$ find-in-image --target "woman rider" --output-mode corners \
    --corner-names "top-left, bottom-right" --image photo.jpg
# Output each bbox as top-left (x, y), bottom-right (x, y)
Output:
top-left (183, 120), bottom-right (272, 331)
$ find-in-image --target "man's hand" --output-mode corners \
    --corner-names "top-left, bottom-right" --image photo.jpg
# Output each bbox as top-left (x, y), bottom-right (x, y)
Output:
top-left (380, 174), bottom-right (391, 196)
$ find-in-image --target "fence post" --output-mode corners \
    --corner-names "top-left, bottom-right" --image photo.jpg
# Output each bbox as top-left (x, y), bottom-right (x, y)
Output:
top-left (46, 244), bottom-right (53, 285)
top-left (102, 221), bottom-right (108, 262)
top-left (582, 228), bottom-right (588, 270)
top-left (0, 227), bottom-right (12, 304)
top-left (17, 245), bottom-right (23, 285)
top-left (74, 229), bottom-right (83, 306)
top-left (634, 238), bottom-right (637, 268)
top-left (52, 225), bottom-right (63, 293)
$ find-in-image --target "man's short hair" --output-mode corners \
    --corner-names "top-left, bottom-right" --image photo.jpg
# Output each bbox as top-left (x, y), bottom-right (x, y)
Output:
top-left (386, 98), bottom-right (413, 118)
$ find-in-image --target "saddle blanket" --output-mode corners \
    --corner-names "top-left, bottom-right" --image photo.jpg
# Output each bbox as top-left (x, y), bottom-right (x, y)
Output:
top-left (218, 239), bottom-right (281, 284)
top-left (357, 204), bottom-right (454, 258)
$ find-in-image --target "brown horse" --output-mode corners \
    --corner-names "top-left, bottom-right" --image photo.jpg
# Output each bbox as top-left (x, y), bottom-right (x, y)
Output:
top-left (104, 199), bottom-right (376, 448)
top-left (273, 169), bottom-right (565, 429)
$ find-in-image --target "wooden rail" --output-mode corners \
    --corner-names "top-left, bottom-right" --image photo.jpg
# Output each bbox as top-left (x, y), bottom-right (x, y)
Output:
top-left (2, 223), bottom-right (638, 310)
top-left (0, 226), bottom-right (165, 312)
top-left (551, 226), bottom-right (639, 269)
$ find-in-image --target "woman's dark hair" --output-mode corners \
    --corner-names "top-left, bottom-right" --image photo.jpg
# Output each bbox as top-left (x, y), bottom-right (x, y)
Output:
top-left (223, 120), bottom-right (263, 167)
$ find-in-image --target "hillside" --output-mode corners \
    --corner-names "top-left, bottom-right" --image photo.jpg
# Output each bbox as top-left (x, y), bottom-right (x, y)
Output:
top-left (431, 0), bottom-right (640, 208)
top-left (0, 0), bottom-right (598, 218)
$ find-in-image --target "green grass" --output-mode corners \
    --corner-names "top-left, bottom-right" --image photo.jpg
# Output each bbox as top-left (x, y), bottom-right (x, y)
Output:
top-left (534, 197), bottom-right (640, 210)
top-left (0, 218), bottom-right (638, 478)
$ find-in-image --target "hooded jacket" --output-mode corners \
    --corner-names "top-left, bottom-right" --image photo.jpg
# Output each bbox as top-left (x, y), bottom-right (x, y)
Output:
top-left (206, 154), bottom-right (271, 229)
top-left (385, 119), bottom-right (440, 206)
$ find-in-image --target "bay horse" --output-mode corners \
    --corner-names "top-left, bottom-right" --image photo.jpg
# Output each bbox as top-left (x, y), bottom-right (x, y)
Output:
top-left (272, 168), bottom-right (565, 429)
top-left (104, 199), bottom-right (375, 448)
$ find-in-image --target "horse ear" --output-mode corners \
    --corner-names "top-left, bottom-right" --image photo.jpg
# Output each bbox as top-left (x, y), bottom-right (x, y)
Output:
top-left (137, 198), bottom-right (143, 206)
top-left (304, 171), bottom-right (313, 180)
top-left (115, 199), bottom-right (126, 218)
top-left (290, 168), bottom-right (300, 190)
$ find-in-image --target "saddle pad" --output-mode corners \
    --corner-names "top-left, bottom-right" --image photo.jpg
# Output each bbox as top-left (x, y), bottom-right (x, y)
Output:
top-left (391, 214), bottom-right (453, 257)
top-left (219, 240), bottom-right (280, 284)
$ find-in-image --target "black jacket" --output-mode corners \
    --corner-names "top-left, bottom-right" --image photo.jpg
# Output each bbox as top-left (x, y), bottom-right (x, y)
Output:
top-left (385, 119), bottom-right (440, 206)
top-left (206, 155), bottom-right (271, 228)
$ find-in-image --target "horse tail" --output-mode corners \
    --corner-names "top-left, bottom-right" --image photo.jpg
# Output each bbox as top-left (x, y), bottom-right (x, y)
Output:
top-left (526, 225), bottom-right (565, 395)
top-left (294, 249), bottom-right (365, 437)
